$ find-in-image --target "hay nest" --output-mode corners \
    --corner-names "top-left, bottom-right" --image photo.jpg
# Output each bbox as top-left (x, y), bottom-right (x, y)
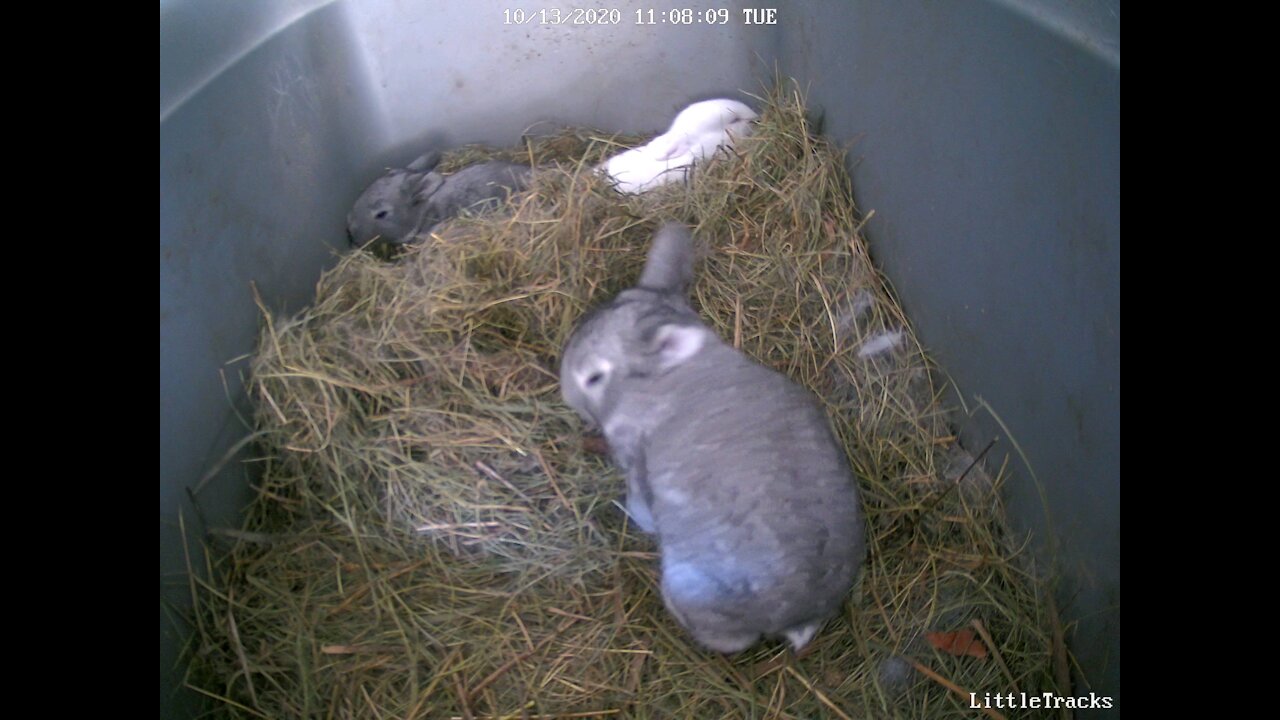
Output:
top-left (183, 84), bottom-right (1062, 718)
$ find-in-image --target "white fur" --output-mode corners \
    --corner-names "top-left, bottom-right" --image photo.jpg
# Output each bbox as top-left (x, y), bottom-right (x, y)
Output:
top-left (857, 330), bottom-right (905, 359)
top-left (850, 289), bottom-right (876, 320)
top-left (783, 622), bottom-right (820, 651)
top-left (598, 99), bottom-right (758, 194)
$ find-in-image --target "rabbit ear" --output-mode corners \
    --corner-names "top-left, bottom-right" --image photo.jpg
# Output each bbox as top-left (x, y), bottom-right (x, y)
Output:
top-left (407, 150), bottom-right (442, 173)
top-left (638, 223), bottom-right (695, 294)
top-left (651, 323), bottom-right (706, 368)
top-left (409, 173), bottom-right (445, 205)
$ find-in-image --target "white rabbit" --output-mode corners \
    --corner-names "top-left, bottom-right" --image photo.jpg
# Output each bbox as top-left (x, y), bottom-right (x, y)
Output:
top-left (597, 99), bottom-right (757, 194)
top-left (560, 223), bottom-right (864, 654)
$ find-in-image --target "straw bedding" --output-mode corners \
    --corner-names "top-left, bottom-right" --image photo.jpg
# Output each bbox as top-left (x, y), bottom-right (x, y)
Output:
top-left (182, 83), bottom-right (1063, 719)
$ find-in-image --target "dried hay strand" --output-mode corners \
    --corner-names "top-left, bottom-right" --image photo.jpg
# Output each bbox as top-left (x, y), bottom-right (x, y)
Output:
top-left (182, 82), bottom-right (1062, 719)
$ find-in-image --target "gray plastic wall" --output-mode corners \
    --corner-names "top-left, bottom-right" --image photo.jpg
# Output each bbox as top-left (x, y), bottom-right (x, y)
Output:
top-left (160, 1), bottom-right (1118, 716)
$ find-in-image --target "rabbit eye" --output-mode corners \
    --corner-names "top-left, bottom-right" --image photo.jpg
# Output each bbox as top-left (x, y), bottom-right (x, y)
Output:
top-left (375, 210), bottom-right (389, 219)
top-left (585, 371), bottom-right (604, 387)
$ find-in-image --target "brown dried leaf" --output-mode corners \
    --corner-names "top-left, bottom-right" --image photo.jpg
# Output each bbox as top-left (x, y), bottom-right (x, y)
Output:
top-left (926, 629), bottom-right (988, 659)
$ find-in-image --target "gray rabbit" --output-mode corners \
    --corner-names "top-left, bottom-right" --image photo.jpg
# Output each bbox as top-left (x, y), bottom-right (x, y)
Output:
top-left (560, 223), bottom-right (865, 654)
top-left (347, 150), bottom-right (531, 250)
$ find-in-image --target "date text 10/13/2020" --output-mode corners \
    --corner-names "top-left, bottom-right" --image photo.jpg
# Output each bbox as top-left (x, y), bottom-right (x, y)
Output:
top-left (503, 8), bottom-right (779, 26)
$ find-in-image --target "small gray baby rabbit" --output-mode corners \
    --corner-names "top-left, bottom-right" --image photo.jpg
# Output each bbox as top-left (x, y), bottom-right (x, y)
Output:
top-left (347, 150), bottom-right (530, 249)
top-left (560, 223), bottom-right (864, 654)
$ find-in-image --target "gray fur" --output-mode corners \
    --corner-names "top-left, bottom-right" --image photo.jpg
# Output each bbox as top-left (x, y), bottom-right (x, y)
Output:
top-left (637, 222), bottom-right (695, 293)
top-left (560, 223), bottom-right (865, 654)
top-left (347, 150), bottom-right (531, 249)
